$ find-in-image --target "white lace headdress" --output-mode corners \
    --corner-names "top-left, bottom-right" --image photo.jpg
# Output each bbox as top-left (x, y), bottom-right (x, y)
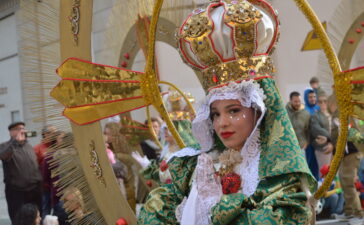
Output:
top-left (192, 80), bottom-right (266, 152)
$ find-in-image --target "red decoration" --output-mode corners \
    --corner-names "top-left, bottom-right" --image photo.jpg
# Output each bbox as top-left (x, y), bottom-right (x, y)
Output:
top-left (124, 53), bottom-right (130, 60)
top-left (249, 69), bottom-right (256, 77)
top-left (320, 164), bottom-right (330, 178)
top-left (160, 160), bottom-right (168, 172)
top-left (356, 28), bottom-right (362, 34)
top-left (146, 180), bottom-right (153, 187)
top-left (116, 218), bottom-right (128, 225)
top-left (348, 39), bottom-right (355, 44)
top-left (221, 172), bottom-right (241, 194)
top-left (121, 61), bottom-right (128, 67)
top-left (165, 178), bottom-right (172, 184)
top-left (212, 74), bottom-right (219, 83)
top-left (361, 22), bottom-right (364, 27)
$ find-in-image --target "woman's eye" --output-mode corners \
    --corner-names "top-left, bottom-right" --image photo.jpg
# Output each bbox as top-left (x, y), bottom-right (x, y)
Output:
top-left (210, 112), bottom-right (219, 120)
top-left (229, 108), bottom-right (241, 114)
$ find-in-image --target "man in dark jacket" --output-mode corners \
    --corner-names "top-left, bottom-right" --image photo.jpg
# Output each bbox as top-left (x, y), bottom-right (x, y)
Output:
top-left (286, 91), bottom-right (310, 150)
top-left (309, 95), bottom-right (334, 178)
top-left (0, 122), bottom-right (42, 222)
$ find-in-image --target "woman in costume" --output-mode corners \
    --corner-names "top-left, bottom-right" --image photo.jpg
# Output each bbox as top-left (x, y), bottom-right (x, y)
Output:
top-left (138, 0), bottom-right (316, 224)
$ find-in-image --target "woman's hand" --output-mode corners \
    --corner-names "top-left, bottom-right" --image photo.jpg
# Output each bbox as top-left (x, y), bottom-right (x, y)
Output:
top-left (315, 135), bottom-right (327, 145)
top-left (323, 143), bottom-right (334, 154)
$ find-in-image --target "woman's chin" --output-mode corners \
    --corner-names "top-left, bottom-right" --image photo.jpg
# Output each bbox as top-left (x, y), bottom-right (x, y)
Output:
top-left (221, 142), bottom-right (242, 151)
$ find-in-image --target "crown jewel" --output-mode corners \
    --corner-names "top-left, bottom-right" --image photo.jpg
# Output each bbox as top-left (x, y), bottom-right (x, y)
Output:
top-left (178, 0), bottom-right (279, 91)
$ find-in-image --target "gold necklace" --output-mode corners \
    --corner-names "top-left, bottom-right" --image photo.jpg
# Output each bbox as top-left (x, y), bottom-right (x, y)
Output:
top-left (217, 149), bottom-right (243, 177)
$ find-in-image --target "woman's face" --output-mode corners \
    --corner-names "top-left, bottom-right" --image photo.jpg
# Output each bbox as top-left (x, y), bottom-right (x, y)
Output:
top-left (318, 96), bottom-right (328, 112)
top-left (64, 193), bottom-right (81, 212)
top-left (211, 99), bottom-right (255, 150)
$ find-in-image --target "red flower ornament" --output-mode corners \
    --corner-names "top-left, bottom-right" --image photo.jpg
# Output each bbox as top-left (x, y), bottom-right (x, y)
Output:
top-left (160, 160), bottom-right (168, 172)
top-left (165, 178), bottom-right (172, 184)
top-left (146, 180), bottom-right (153, 187)
top-left (221, 172), bottom-right (241, 194)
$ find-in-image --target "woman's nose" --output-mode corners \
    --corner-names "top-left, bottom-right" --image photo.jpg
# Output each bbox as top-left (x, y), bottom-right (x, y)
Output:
top-left (217, 114), bottom-right (230, 127)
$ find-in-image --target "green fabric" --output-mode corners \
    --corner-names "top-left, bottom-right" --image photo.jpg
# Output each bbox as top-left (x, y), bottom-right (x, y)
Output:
top-left (211, 173), bottom-right (311, 225)
top-left (141, 159), bottom-right (161, 183)
top-left (138, 78), bottom-right (317, 224)
top-left (348, 127), bottom-right (364, 144)
top-left (138, 156), bottom-right (312, 225)
top-left (138, 156), bottom-right (197, 225)
top-left (257, 79), bottom-right (315, 190)
top-left (173, 120), bottom-right (200, 149)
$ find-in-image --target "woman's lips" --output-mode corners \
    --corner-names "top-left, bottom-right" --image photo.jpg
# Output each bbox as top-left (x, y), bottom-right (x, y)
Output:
top-left (220, 131), bottom-right (235, 139)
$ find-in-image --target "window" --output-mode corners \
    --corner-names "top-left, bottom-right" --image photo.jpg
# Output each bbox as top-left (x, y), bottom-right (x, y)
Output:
top-left (11, 110), bottom-right (20, 122)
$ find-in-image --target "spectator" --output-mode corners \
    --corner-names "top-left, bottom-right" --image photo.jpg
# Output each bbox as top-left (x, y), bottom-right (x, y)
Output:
top-left (104, 122), bottom-right (136, 211)
top-left (317, 164), bottom-right (344, 218)
top-left (331, 100), bottom-right (364, 222)
top-left (310, 76), bottom-right (326, 99)
top-left (286, 91), bottom-right (310, 150)
top-left (310, 94), bottom-right (334, 177)
top-left (13, 203), bottom-right (41, 225)
top-left (304, 89), bottom-right (320, 115)
top-left (42, 132), bottom-right (72, 225)
top-left (34, 125), bottom-right (57, 170)
top-left (34, 125), bottom-right (57, 218)
top-left (62, 187), bottom-right (97, 224)
top-left (103, 132), bottom-right (127, 199)
top-left (140, 117), bottom-right (162, 160)
top-left (304, 89), bottom-right (320, 179)
top-left (0, 122), bottom-right (42, 222)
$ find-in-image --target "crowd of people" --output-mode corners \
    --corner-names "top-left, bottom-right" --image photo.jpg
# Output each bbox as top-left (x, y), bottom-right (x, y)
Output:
top-left (0, 121), bottom-right (129, 224)
top-left (0, 76), bottom-right (363, 225)
top-left (286, 77), bottom-right (364, 224)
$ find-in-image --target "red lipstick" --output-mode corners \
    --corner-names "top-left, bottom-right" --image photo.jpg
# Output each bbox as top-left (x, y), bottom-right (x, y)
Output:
top-left (220, 131), bottom-right (235, 139)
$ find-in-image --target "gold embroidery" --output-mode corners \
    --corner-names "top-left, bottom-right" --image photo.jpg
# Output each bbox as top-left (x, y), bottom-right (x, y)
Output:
top-left (69, 0), bottom-right (81, 45)
top-left (143, 187), bottom-right (167, 213)
top-left (89, 140), bottom-right (106, 186)
top-left (200, 55), bottom-right (274, 91)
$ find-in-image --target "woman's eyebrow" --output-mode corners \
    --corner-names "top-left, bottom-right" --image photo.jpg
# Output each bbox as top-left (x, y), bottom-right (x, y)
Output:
top-left (225, 104), bottom-right (242, 109)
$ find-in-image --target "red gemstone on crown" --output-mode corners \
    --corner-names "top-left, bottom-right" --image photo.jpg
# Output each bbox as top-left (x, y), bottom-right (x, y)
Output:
top-left (249, 69), bottom-right (256, 76)
top-left (356, 28), bottom-right (362, 34)
top-left (121, 61), bottom-right (128, 67)
top-left (124, 53), bottom-right (130, 60)
top-left (212, 74), bottom-right (219, 83)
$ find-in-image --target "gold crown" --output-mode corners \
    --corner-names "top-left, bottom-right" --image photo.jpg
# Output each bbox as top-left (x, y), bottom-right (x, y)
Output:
top-left (177, 0), bottom-right (279, 91)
